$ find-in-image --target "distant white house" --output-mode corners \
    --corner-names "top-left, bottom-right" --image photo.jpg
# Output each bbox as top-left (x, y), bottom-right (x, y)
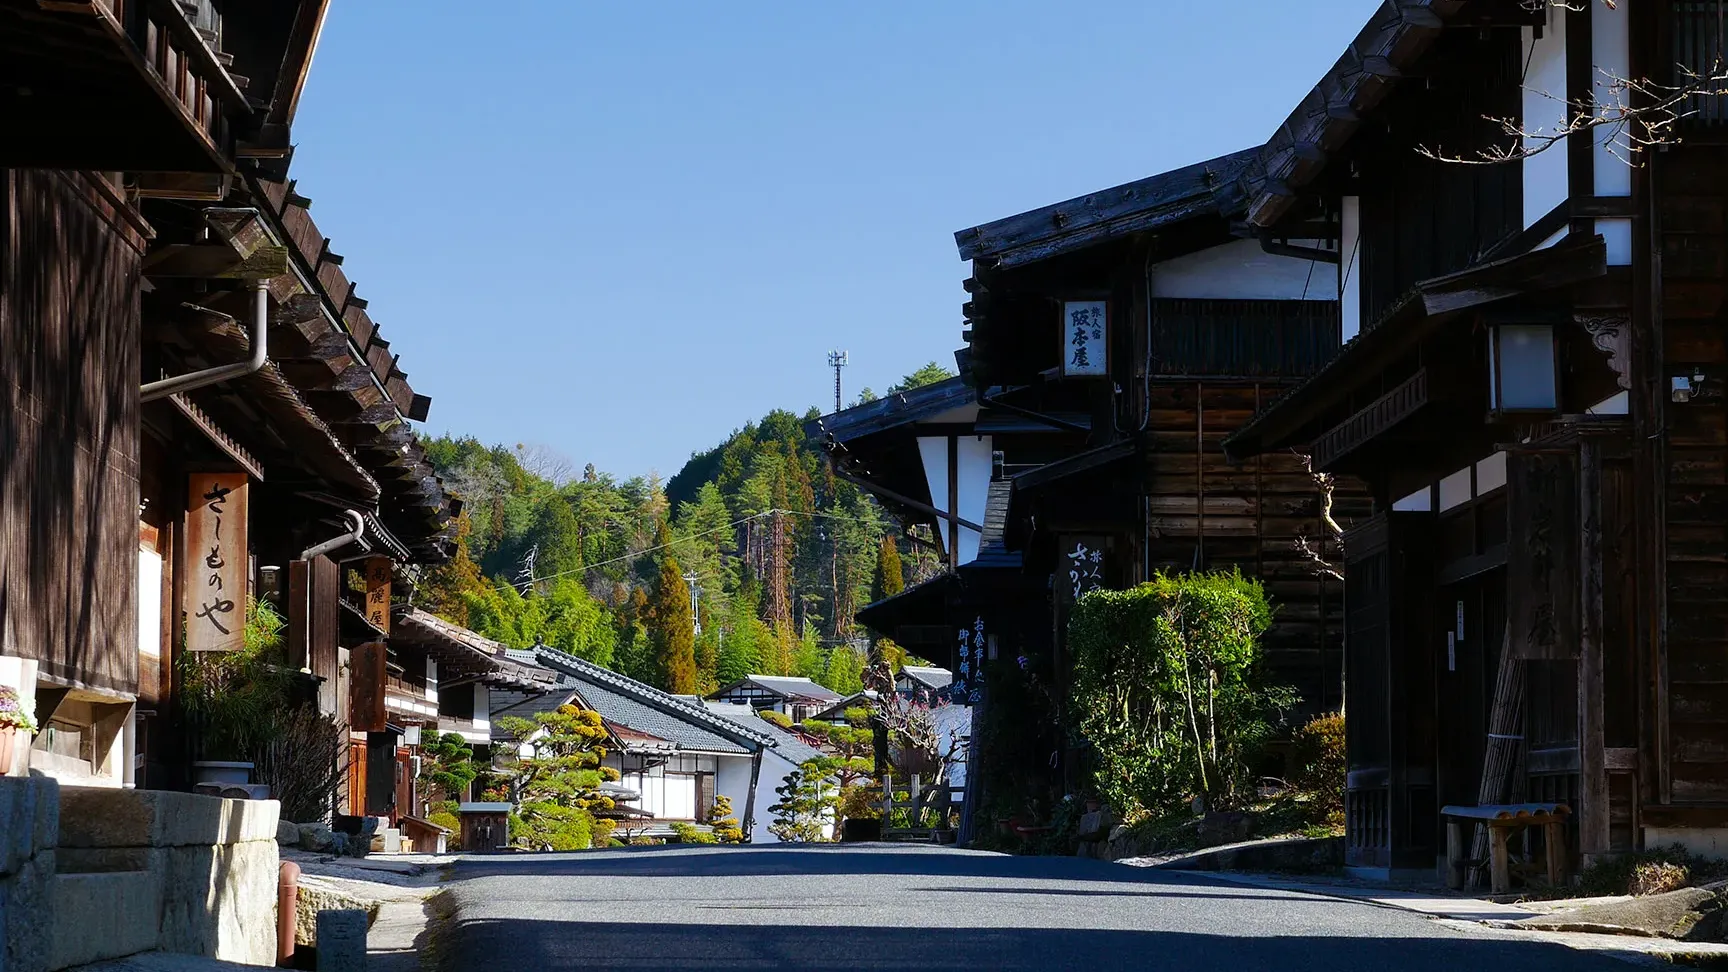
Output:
top-left (896, 666), bottom-right (954, 703)
top-left (702, 701), bottom-right (835, 842)
top-left (709, 675), bottom-right (843, 723)
top-left (491, 648), bottom-right (791, 842)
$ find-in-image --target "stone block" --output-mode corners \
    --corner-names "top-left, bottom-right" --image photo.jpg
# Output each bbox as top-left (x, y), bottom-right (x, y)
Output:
top-left (1, 777), bottom-right (59, 877)
top-left (59, 788), bottom-right (280, 849)
top-left (315, 909), bottom-right (370, 972)
top-left (1076, 810), bottom-right (1116, 842)
top-left (2, 850), bottom-right (54, 972)
top-left (279, 819), bottom-right (302, 844)
top-left (47, 870), bottom-right (163, 970)
top-left (295, 878), bottom-right (381, 947)
top-left (299, 823), bottom-right (336, 853)
top-left (54, 846), bottom-right (156, 874)
top-left (156, 839), bottom-right (279, 965)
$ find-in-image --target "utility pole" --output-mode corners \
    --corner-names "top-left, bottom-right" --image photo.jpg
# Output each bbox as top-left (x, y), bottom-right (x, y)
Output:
top-left (685, 572), bottom-right (701, 639)
top-left (828, 350), bottom-right (848, 412)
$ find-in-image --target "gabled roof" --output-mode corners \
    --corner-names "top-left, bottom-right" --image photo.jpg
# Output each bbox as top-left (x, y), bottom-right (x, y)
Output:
top-left (1240, 0), bottom-right (1538, 228)
top-left (712, 675), bottom-right (844, 704)
top-left (525, 647), bottom-right (777, 753)
top-left (804, 377), bottom-right (976, 445)
top-left (899, 666), bottom-right (954, 692)
top-left (954, 148), bottom-right (1260, 269)
top-left (702, 702), bottom-right (827, 765)
top-left (391, 607), bottom-right (560, 690)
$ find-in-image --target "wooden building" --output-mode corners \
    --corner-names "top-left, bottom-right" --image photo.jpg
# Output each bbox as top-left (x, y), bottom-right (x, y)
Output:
top-left (0, 1), bottom-right (462, 806)
top-left (1222, 0), bottom-right (1728, 875)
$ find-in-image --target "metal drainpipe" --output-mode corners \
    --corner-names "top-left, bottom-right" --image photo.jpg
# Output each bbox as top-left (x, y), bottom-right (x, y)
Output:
top-left (141, 281), bottom-right (270, 402)
top-left (297, 511), bottom-right (367, 674)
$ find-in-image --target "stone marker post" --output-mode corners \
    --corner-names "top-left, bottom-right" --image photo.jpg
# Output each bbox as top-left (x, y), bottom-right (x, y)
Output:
top-left (315, 909), bottom-right (369, 972)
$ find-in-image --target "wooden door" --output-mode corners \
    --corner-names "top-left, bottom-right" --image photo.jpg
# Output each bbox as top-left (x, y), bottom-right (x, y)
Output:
top-left (394, 746), bottom-right (414, 823)
top-left (345, 739), bottom-right (367, 817)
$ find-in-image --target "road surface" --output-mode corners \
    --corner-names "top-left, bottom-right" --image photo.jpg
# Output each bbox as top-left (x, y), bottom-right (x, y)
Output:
top-left (438, 844), bottom-right (1629, 971)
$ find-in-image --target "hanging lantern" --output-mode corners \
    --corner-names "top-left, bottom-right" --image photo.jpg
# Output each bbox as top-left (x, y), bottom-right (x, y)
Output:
top-left (1488, 323), bottom-right (1559, 415)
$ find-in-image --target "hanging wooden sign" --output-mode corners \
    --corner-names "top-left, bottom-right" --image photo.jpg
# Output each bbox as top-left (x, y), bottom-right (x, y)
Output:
top-left (1059, 535), bottom-right (1109, 604)
top-left (1507, 449), bottom-right (1579, 660)
top-left (1061, 301), bottom-right (1108, 377)
top-left (363, 556), bottom-right (393, 634)
top-left (185, 472), bottom-right (249, 651)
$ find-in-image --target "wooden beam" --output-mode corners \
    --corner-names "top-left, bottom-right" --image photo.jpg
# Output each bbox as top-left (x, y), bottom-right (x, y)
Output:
top-left (1578, 438), bottom-right (1609, 857)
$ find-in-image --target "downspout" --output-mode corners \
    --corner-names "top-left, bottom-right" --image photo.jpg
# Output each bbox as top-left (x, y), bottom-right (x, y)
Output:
top-left (298, 510), bottom-right (366, 680)
top-left (742, 745), bottom-right (765, 843)
top-left (302, 510), bottom-right (367, 562)
top-left (141, 281), bottom-right (270, 402)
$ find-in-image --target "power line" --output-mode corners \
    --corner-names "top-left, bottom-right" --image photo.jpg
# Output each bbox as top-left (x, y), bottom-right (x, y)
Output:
top-left (481, 505), bottom-right (888, 595)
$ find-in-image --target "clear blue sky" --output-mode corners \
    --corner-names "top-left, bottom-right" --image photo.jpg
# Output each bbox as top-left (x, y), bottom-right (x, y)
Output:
top-left (290, 1), bottom-right (1380, 479)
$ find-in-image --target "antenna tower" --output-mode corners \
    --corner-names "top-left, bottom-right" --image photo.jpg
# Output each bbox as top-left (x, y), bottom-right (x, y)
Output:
top-left (828, 350), bottom-right (848, 412)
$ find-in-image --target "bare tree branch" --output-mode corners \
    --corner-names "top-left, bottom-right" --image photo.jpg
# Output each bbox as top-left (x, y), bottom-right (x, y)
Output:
top-left (1290, 449), bottom-right (1344, 582)
top-left (1420, 1), bottom-right (1725, 167)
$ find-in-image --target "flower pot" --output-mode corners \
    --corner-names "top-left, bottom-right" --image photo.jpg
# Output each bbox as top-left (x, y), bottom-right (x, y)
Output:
top-left (192, 760), bottom-right (254, 786)
top-left (0, 726), bottom-right (16, 776)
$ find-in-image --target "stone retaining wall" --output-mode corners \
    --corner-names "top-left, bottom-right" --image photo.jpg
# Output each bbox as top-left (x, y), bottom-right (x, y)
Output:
top-left (0, 778), bottom-right (281, 971)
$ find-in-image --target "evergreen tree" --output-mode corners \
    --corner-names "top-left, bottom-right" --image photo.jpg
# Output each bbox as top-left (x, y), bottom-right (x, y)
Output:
top-left (416, 731), bottom-right (479, 807)
top-left (532, 495), bottom-right (584, 580)
top-left (495, 705), bottom-right (619, 851)
top-left (707, 793), bottom-right (745, 844)
top-left (768, 759), bottom-right (839, 843)
top-left (648, 527), bottom-right (698, 693)
top-left (821, 643), bottom-right (865, 695)
top-left (792, 625), bottom-right (825, 680)
top-left (875, 535), bottom-right (905, 601)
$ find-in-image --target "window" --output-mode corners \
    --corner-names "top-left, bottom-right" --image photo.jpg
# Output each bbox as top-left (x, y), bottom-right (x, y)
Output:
top-left (1489, 324), bottom-right (1559, 413)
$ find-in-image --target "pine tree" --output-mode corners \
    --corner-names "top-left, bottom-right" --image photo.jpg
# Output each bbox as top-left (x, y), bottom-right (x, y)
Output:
top-left (875, 536), bottom-right (904, 601)
top-left (648, 526), bottom-right (698, 693)
top-left (707, 793), bottom-right (745, 844)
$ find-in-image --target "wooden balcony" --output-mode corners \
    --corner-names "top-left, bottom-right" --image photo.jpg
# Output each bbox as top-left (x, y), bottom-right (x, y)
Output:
top-left (0, 0), bottom-right (250, 176)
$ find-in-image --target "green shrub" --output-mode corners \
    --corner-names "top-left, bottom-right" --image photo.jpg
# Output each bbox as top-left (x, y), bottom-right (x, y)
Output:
top-left (669, 821), bottom-right (719, 844)
top-left (1574, 845), bottom-right (1728, 897)
top-left (758, 709), bottom-right (794, 730)
top-left (1290, 712), bottom-right (1346, 813)
top-left (428, 811), bottom-right (462, 848)
top-left (1068, 570), bottom-right (1291, 818)
top-left (707, 794), bottom-right (745, 843)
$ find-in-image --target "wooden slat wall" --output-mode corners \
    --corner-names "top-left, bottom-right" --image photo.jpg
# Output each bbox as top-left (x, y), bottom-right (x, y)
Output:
top-left (289, 555), bottom-right (341, 716)
top-left (1143, 382), bottom-right (1370, 716)
top-left (0, 169), bottom-right (141, 695)
top-left (1660, 146), bottom-right (1728, 803)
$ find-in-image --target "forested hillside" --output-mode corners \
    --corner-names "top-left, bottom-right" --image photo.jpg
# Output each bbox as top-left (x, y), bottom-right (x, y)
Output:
top-left (413, 363), bottom-right (954, 696)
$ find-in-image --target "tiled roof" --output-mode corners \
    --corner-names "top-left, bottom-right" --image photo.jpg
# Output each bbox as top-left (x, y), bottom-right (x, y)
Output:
top-left (702, 702), bottom-right (827, 765)
top-left (900, 666), bottom-right (953, 691)
top-left (526, 648), bottom-right (775, 752)
top-left (718, 676), bottom-right (843, 703)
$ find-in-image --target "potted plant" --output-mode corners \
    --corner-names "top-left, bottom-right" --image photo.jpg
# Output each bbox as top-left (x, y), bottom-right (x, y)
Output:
top-left (178, 598), bottom-right (294, 785)
top-left (0, 685), bottom-right (37, 776)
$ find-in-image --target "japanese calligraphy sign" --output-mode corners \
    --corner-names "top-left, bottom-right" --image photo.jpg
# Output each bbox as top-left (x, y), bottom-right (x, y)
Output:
top-left (186, 472), bottom-right (249, 651)
top-left (1507, 448), bottom-right (1579, 660)
top-left (951, 615), bottom-right (987, 706)
top-left (1060, 536), bottom-right (1108, 604)
top-left (350, 642), bottom-right (388, 733)
top-left (1061, 300), bottom-right (1108, 378)
top-left (363, 556), bottom-right (393, 634)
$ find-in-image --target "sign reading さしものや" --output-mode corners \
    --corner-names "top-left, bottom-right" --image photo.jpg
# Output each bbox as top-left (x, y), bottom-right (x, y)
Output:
top-left (186, 472), bottom-right (249, 652)
top-left (1062, 301), bottom-right (1107, 377)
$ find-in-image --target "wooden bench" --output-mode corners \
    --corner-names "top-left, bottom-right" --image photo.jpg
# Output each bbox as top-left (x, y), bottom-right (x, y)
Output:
top-left (1441, 803), bottom-right (1570, 894)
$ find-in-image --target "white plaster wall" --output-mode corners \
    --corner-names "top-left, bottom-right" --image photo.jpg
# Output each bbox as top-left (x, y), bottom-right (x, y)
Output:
top-left (1341, 196), bottom-right (1361, 342)
top-left (1523, 8), bottom-right (1570, 228)
top-left (1149, 238), bottom-right (1339, 301)
top-left (1597, 217), bottom-right (1633, 266)
top-left (917, 435), bottom-right (991, 565)
top-left (716, 755), bottom-right (758, 839)
top-left (1593, 0), bottom-right (1632, 198)
top-left (1646, 827), bottom-right (1728, 860)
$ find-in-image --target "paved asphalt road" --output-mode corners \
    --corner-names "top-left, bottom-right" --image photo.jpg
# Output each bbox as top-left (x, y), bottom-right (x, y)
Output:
top-left (438, 844), bottom-right (1634, 972)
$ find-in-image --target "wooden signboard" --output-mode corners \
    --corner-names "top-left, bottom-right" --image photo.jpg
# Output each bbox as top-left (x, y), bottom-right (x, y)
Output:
top-left (1058, 535), bottom-right (1109, 604)
top-left (363, 556), bottom-right (392, 634)
top-left (1061, 301), bottom-right (1109, 377)
top-left (350, 642), bottom-right (388, 732)
top-left (185, 472), bottom-right (249, 651)
top-left (1507, 449), bottom-right (1579, 660)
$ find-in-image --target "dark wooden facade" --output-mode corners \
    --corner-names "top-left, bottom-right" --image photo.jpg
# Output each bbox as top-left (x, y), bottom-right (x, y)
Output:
top-left (0, 1), bottom-right (464, 799)
top-left (1225, 0), bottom-right (1728, 876)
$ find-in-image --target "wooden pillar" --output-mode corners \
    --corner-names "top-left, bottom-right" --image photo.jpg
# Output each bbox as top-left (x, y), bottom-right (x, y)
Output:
top-left (1578, 438), bottom-right (1610, 860)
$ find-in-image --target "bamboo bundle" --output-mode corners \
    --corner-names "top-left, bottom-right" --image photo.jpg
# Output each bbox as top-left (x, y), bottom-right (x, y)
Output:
top-left (1469, 624), bottom-right (1526, 889)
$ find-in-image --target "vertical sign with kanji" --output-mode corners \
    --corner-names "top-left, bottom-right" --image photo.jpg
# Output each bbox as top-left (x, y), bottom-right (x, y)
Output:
top-left (186, 472), bottom-right (249, 651)
top-left (363, 556), bottom-right (392, 634)
top-left (1508, 449), bottom-right (1579, 660)
top-left (1061, 300), bottom-right (1108, 377)
top-left (950, 615), bottom-right (988, 706)
top-left (1061, 537), bottom-right (1107, 604)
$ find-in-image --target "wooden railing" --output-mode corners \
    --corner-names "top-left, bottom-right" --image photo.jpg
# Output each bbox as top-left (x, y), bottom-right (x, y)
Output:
top-left (1312, 369), bottom-right (1428, 469)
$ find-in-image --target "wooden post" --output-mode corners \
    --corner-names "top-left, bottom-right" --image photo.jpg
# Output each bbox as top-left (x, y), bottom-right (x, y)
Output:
top-left (1489, 826), bottom-right (1512, 895)
top-left (1545, 820), bottom-right (1568, 886)
top-left (1578, 438), bottom-right (1609, 862)
top-left (1445, 820), bottom-right (1466, 890)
